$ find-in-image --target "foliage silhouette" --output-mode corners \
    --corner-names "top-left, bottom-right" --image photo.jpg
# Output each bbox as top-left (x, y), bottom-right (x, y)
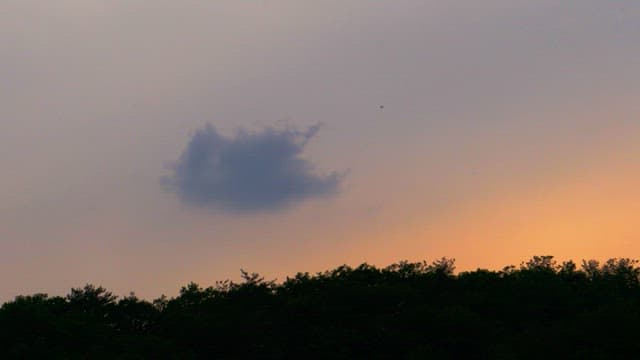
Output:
top-left (1, 256), bottom-right (640, 358)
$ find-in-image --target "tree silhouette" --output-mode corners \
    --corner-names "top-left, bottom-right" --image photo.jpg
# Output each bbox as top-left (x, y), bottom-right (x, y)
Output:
top-left (1, 256), bottom-right (640, 358)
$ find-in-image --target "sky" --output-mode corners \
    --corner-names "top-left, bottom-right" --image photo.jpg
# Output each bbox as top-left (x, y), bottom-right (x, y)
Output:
top-left (1, 0), bottom-right (639, 301)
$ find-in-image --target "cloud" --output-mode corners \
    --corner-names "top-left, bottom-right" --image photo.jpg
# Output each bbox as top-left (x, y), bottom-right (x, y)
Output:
top-left (163, 123), bottom-right (343, 212)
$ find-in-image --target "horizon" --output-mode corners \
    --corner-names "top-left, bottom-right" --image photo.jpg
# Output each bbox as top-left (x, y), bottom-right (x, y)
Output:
top-left (2, 255), bottom-right (635, 303)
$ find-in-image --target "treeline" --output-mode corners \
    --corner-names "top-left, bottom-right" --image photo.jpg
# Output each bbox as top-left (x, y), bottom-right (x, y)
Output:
top-left (2, 256), bottom-right (640, 359)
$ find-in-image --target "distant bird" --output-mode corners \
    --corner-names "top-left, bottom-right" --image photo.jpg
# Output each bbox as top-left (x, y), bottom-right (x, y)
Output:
top-left (379, 105), bottom-right (384, 110)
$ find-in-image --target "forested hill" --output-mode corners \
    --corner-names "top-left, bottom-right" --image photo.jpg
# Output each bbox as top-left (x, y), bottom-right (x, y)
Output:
top-left (2, 256), bottom-right (640, 359)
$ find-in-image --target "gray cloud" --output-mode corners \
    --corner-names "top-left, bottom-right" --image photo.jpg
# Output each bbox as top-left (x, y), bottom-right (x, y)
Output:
top-left (163, 123), bottom-right (343, 212)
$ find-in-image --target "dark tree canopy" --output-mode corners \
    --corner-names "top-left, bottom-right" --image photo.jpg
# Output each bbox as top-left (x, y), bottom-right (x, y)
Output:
top-left (1, 256), bottom-right (640, 359)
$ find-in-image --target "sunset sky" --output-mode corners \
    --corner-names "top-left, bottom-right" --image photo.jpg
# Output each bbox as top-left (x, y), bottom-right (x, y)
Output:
top-left (1, 0), bottom-right (639, 301)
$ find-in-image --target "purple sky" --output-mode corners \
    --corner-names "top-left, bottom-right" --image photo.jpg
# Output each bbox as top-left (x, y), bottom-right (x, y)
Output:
top-left (1, 1), bottom-right (639, 301)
